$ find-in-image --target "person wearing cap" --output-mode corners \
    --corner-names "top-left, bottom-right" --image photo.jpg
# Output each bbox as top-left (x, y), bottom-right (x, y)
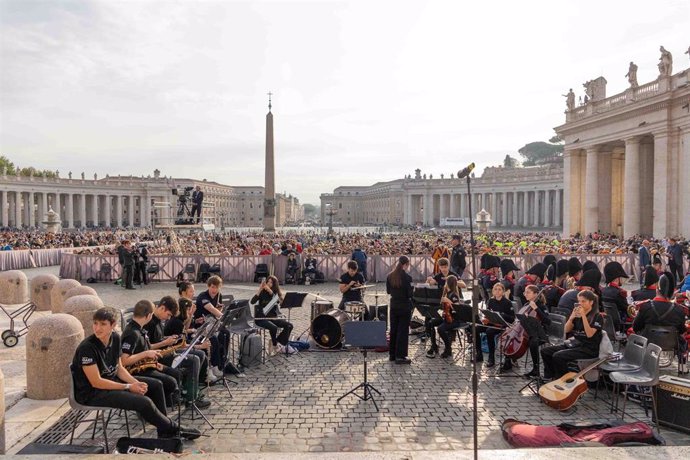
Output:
top-left (499, 258), bottom-right (520, 301)
top-left (449, 235), bottom-right (467, 279)
top-left (601, 261), bottom-right (630, 324)
top-left (632, 272), bottom-right (687, 367)
top-left (515, 263), bottom-right (547, 305)
top-left (481, 256), bottom-right (501, 298)
top-left (424, 257), bottom-right (460, 358)
top-left (543, 255), bottom-right (557, 270)
top-left (631, 266), bottom-right (659, 302)
top-left (557, 269), bottom-right (602, 313)
top-left (541, 262), bottom-right (567, 310)
top-left (564, 257), bottom-right (583, 290)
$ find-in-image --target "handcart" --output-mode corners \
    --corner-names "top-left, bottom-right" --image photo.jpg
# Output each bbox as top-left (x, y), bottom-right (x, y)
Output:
top-left (1, 301), bottom-right (37, 347)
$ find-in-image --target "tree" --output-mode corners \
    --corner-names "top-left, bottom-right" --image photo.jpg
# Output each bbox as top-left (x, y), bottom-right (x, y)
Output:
top-left (518, 140), bottom-right (564, 166)
top-left (503, 154), bottom-right (519, 168)
top-left (0, 155), bottom-right (16, 175)
top-left (0, 156), bottom-right (56, 177)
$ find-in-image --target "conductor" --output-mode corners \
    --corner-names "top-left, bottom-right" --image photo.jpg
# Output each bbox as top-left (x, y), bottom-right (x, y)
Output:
top-left (191, 186), bottom-right (204, 224)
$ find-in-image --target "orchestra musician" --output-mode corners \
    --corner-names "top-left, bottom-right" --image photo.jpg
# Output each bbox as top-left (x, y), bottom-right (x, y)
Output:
top-left (194, 276), bottom-right (231, 376)
top-left (542, 260), bottom-right (569, 310)
top-left (521, 285), bottom-right (551, 377)
top-left (338, 261), bottom-right (365, 310)
top-left (387, 255), bottom-right (414, 364)
top-left (437, 275), bottom-right (466, 359)
top-left (481, 256), bottom-right (502, 298)
top-left (121, 299), bottom-right (185, 408)
top-left (71, 307), bottom-right (200, 440)
top-left (541, 290), bottom-right (604, 381)
top-left (252, 275), bottom-right (296, 355)
top-left (515, 263), bottom-right (547, 305)
top-left (499, 259), bottom-right (521, 301)
top-left (557, 269), bottom-right (602, 313)
top-left (425, 257), bottom-right (460, 358)
top-left (632, 273), bottom-right (687, 362)
top-left (476, 283), bottom-right (515, 368)
top-left (631, 266), bottom-right (659, 302)
top-left (564, 257), bottom-right (583, 290)
top-left (601, 262), bottom-right (630, 324)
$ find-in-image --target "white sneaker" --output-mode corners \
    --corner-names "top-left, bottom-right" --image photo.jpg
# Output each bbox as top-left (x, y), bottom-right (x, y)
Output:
top-left (274, 343), bottom-right (285, 354)
top-left (285, 345), bottom-right (298, 355)
top-left (211, 367), bottom-right (224, 379)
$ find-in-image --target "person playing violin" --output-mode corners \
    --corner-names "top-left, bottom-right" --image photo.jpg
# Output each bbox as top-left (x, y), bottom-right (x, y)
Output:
top-left (475, 283), bottom-right (514, 368)
top-left (425, 258), bottom-right (460, 358)
top-left (437, 275), bottom-right (465, 359)
top-left (521, 285), bottom-right (551, 377)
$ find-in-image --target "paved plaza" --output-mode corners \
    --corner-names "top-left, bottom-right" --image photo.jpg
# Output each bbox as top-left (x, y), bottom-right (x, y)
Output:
top-left (2, 266), bottom-right (689, 455)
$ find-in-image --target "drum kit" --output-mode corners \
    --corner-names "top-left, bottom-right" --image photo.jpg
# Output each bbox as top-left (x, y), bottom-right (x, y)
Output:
top-left (308, 285), bottom-right (388, 349)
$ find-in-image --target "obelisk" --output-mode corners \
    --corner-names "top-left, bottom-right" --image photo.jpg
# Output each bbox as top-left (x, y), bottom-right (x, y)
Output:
top-left (263, 92), bottom-right (276, 231)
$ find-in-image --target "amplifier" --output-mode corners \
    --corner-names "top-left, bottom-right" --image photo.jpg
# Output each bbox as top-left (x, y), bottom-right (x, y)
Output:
top-left (654, 375), bottom-right (690, 433)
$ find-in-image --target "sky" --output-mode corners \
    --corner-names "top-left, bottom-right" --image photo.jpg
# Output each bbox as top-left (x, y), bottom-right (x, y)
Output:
top-left (1, 0), bottom-right (689, 205)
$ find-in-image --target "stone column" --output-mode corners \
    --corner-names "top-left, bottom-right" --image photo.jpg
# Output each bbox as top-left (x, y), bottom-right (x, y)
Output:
top-left (584, 147), bottom-right (599, 235)
top-left (522, 192), bottom-right (529, 227)
top-left (563, 149), bottom-right (578, 236)
top-left (623, 137), bottom-right (641, 237)
top-left (490, 192), bottom-right (497, 223)
top-left (128, 195), bottom-right (135, 227)
top-left (36, 192), bottom-right (45, 228)
top-left (545, 190), bottom-right (552, 227)
top-left (554, 190), bottom-right (561, 227)
top-left (533, 191), bottom-right (540, 227)
top-left (0, 190), bottom-right (7, 227)
top-left (512, 192), bottom-right (518, 226)
top-left (652, 132), bottom-right (669, 238)
top-left (422, 192), bottom-right (430, 226)
top-left (115, 195), bottom-right (122, 228)
top-left (79, 193), bottom-right (86, 228)
top-left (103, 194), bottom-right (112, 228)
top-left (66, 193), bottom-right (74, 228)
top-left (54, 193), bottom-right (62, 223)
top-left (264, 104), bottom-right (276, 231)
top-left (501, 192), bottom-right (508, 227)
top-left (449, 193), bottom-right (456, 218)
top-left (28, 191), bottom-right (35, 227)
top-left (90, 195), bottom-right (98, 227)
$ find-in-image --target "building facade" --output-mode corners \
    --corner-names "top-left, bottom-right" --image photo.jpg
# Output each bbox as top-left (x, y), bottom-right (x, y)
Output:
top-left (320, 163), bottom-right (564, 228)
top-left (555, 58), bottom-right (690, 238)
top-left (0, 169), bottom-right (303, 229)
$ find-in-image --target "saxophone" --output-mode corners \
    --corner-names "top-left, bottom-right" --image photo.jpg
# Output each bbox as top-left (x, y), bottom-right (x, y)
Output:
top-left (125, 339), bottom-right (187, 374)
top-left (159, 338), bottom-right (187, 357)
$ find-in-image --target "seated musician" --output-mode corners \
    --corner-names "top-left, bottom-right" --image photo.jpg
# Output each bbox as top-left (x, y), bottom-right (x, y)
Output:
top-left (481, 256), bottom-right (502, 298)
top-left (194, 275), bottom-right (231, 376)
top-left (563, 257), bottom-right (583, 290)
top-left (541, 290), bottom-right (603, 381)
top-left (557, 269), bottom-right (602, 313)
top-left (437, 275), bottom-right (465, 359)
top-left (425, 257), bottom-right (459, 358)
top-left (632, 273), bottom-right (687, 360)
top-left (499, 259), bottom-right (520, 301)
top-left (631, 266), bottom-right (659, 302)
top-left (71, 307), bottom-right (200, 439)
top-left (521, 285), bottom-right (551, 377)
top-left (515, 263), bottom-right (547, 305)
top-left (601, 261), bottom-right (630, 324)
top-left (475, 283), bottom-right (515, 368)
top-left (253, 275), bottom-right (296, 355)
top-left (542, 261), bottom-right (569, 310)
top-left (121, 299), bottom-right (182, 409)
top-left (338, 260), bottom-right (368, 317)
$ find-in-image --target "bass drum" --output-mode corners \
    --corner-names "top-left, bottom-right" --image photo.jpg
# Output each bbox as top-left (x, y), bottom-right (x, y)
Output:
top-left (311, 300), bottom-right (334, 320)
top-left (311, 308), bottom-right (351, 349)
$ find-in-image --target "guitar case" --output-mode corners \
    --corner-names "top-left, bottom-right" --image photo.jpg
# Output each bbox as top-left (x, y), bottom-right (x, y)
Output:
top-left (115, 437), bottom-right (184, 454)
top-left (501, 418), bottom-right (664, 448)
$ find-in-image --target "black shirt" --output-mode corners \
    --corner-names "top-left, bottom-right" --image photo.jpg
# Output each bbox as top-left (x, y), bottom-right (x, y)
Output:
top-left (571, 313), bottom-right (603, 353)
top-left (121, 320), bottom-right (150, 356)
top-left (164, 317), bottom-right (185, 337)
top-left (632, 299), bottom-right (686, 335)
top-left (386, 272), bottom-right (414, 308)
top-left (251, 290), bottom-right (280, 318)
top-left (143, 315), bottom-right (165, 345)
top-left (339, 272), bottom-right (365, 303)
top-left (433, 270), bottom-right (459, 291)
top-left (194, 290), bottom-right (222, 322)
top-left (486, 297), bottom-right (516, 324)
top-left (72, 333), bottom-right (121, 403)
top-left (450, 245), bottom-right (467, 272)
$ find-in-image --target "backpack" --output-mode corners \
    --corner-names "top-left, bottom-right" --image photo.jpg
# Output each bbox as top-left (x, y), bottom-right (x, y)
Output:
top-left (239, 331), bottom-right (263, 368)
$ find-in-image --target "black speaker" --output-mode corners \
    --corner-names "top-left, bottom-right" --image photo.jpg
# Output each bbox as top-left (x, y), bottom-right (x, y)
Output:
top-left (375, 304), bottom-right (388, 325)
top-left (653, 375), bottom-right (690, 433)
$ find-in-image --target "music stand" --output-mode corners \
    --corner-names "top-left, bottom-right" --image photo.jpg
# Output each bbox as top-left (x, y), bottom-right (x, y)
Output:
top-left (211, 307), bottom-right (244, 396)
top-left (280, 292), bottom-right (308, 356)
top-left (336, 321), bottom-right (386, 411)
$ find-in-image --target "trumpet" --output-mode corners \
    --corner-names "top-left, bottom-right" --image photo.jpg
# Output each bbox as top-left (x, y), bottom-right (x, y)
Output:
top-left (627, 300), bottom-right (647, 319)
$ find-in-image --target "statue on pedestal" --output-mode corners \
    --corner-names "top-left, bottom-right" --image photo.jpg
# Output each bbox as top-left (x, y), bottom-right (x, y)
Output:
top-left (658, 46), bottom-right (673, 77)
top-left (562, 88), bottom-right (575, 111)
top-left (81, 172), bottom-right (85, 180)
top-left (55, 170), bottom-right (59, 178)
top-left (94, 173), bottom-right (98, 180)
top-left (16, 167), bottom-right (21, 177)
top-left (625, 62), bottom-right (638, 88)
top-left (68, 171), bottom-right (72, 179)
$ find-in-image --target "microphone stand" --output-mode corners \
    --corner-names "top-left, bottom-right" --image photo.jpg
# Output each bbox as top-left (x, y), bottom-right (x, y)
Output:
top-left (466, 173), bottom-right (479, 460)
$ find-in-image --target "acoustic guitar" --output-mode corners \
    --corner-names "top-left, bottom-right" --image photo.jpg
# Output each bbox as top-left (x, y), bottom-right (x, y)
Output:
top-left (538, 354), bottom-right (616, 411)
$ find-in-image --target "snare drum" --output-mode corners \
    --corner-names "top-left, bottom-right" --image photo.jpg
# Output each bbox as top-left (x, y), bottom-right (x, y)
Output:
top-left (311, 300), bottom-right (334, 320)
top-left (345, 301), bottom-right (366, 320)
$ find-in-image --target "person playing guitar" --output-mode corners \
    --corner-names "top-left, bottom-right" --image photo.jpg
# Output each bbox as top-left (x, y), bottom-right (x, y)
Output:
top-left (541, 290), bottom-right (603, 381)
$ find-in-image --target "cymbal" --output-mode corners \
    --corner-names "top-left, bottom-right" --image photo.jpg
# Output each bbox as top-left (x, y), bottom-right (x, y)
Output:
top-left (351, 284), bottom-right (376, 290)
top-left (365, 292), bottom-right (385, 297)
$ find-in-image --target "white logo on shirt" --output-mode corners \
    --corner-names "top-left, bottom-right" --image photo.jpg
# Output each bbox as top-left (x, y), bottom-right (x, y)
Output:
top-left (122, 343), bottom-right (131, 351)
top-left (81, 357), bottom-right (94, 365)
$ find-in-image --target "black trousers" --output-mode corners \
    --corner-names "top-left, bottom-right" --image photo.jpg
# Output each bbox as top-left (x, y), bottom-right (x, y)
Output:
top-left (541, 344), bottom-right (597, 379)
top-left (83, 378), bottom-right (174, 436)
top-left (207, 329), bottom-right (231, 368)
top-left (191, 204), bottom-right (202, 223)
top-left (425, 317), bottom-right (443, 348)
top-left (255, 318), bottom-right (293, 346)
top-left (473, 326), bottom-right (502, 362)
top-left (122, 264), bottom-right (134, 288)
top-left (136, 367), bottom-right (180, 407)
top-left (389, 305), bottom-right (412, 360)
top-left (669, 261), bottom-right (683, 286)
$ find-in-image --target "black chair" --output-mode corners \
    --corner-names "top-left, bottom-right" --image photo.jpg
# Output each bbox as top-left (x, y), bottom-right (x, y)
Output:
top-left (146, 263), bottom-right (160, 281)
top-left (641, 325), bottom-right (680, 371)
top-left (183, 263), bottom-right (196, 282)
top-left (602, 301), bottom-right (622, 332)
top-left (198, 263), bottom-right (212, 283)
top-left (254, 263), bottom-right (269, 283)
top-left (97, 263), bottom-right (112, 282)
top-left (209, 263), bottom-right (221, 275)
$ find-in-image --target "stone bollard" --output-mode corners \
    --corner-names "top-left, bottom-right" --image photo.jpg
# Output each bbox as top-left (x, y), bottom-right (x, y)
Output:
top-left (0, 270), bottom-right (29, 305)
top-left (0, 368), bottom-right (5, 454)
top-left (26, 314), bottom-right (84, 400)
top-left (64, 285), bottom-right (98, 302)
top-left (63, 295), bottom-right (104, 335)
top-left (30, 274), bottom-right (59, 312)
top-left (50, 279), bottom-right (82, 314)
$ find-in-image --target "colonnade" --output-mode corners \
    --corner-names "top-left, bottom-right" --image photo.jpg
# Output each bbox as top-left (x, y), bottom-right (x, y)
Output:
top-left (403, 189), bottom-right (563, 228)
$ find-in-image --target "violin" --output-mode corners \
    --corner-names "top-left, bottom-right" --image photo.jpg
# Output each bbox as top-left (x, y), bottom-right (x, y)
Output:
top-left (441, 297), bottom-right (454, 324)
top-left (499, 288), bottom-right (545, 360)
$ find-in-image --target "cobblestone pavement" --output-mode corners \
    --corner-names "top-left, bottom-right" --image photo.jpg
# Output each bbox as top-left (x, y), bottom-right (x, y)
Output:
top-left (3, 266), bottom-right (689, 453)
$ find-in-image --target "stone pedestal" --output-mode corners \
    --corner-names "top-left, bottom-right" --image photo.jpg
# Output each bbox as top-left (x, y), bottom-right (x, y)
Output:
top-left (64, 285), bottom-right (98, 301)
top-left (30, 274), bottom-right (59, 312)
top-left (0, 368), bottom-right (4, 454)
top-left (0, 270), bottom-right (29, 305)
top-left (63, 295), bottom-right (104, 335)
top-left (50, 279), bottom-right (82, 314)
top-left (26, 314), bottom-right (84, 400)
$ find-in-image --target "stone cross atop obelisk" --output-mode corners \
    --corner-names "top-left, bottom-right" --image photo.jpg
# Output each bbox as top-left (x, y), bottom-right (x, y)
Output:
top-left (263, 92), bottom-right (276, 231)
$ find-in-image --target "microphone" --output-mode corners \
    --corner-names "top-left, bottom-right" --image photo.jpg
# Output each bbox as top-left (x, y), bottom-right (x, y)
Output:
top-left (457, 162), bottom-right (476, 179)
